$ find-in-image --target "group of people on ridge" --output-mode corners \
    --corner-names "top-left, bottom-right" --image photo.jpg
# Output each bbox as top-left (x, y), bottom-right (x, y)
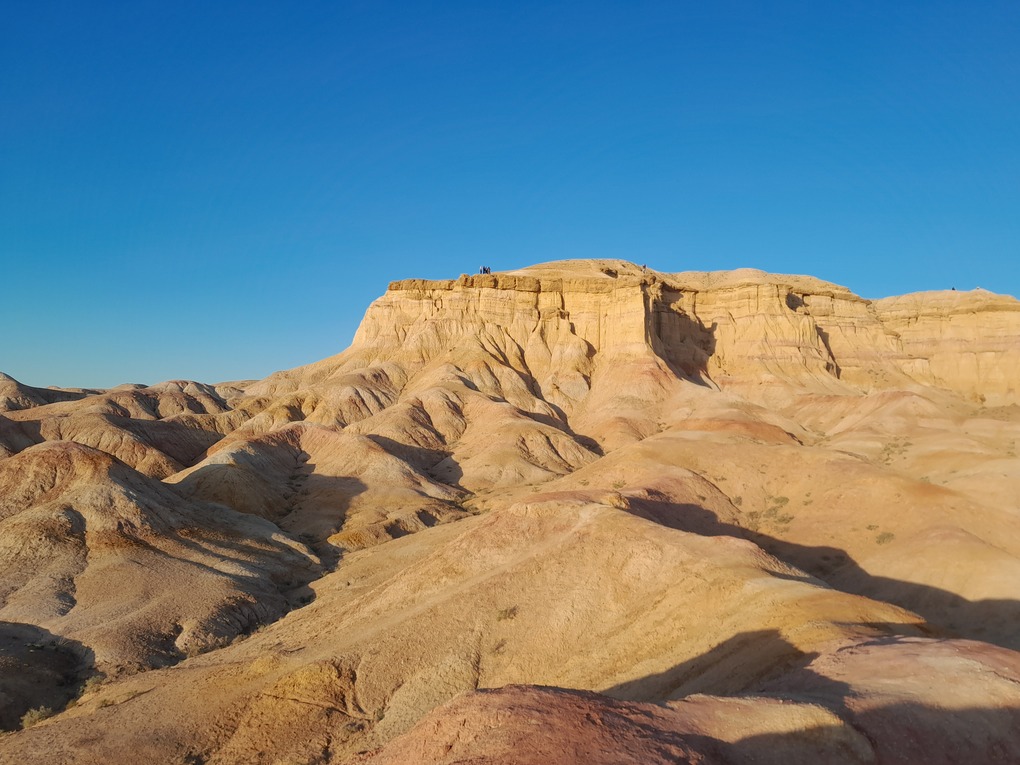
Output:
top-left (478, 265), bottom-right (492, 274)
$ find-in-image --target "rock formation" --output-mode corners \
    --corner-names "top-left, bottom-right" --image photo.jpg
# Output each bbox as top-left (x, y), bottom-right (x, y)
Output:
top-left (0, 259), bottom-right (1017, 763)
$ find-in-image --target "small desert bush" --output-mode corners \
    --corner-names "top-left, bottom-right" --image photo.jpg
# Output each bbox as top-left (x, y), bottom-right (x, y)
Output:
top-left (497, 605), bottom-right (519, 621)
top-left (21, 706), bottom-right (53, 729)
top-left (81, 673), bottom-right (107, 695)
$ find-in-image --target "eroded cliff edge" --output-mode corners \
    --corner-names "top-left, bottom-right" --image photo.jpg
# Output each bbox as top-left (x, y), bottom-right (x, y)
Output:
top-left (367, 261), bottom-right (1020, 403)
top-left (362, 260), bottom-right (1019, 406)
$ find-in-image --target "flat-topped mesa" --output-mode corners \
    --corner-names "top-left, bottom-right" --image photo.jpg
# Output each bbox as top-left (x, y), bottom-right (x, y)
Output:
top-left (244, 260), bottom-right (1017, 436)
top-left (358, 260), bottom-right (1020, 405)
top-left (360, 262), bottom-right (867, 396)
top-left (369, 268), bottom-right (695, 367)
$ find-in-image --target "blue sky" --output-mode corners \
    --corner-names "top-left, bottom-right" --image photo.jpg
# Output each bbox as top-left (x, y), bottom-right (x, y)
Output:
top-left (2, 1), bottom-right (1018, 388)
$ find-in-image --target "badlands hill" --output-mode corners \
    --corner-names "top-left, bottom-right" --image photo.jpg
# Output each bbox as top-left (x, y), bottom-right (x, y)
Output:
top-left (0, 259), bottom-right (1018, 764)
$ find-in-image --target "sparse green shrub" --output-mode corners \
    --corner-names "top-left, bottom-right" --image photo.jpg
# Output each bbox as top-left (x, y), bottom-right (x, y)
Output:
top-left (21, 707), bottom-right (53, 729)
top-left (184, 644), bottom-right (208, 658)
top-left (876, 532), bottom-right (895, 545)
top-left (79, 673), bottom-right (107, 697)
top-left (611, 480), bottom-right (625, 489)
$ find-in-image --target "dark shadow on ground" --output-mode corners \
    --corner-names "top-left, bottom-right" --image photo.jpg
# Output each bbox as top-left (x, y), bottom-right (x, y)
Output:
top-left (364, 435), bottom-right (467, 489)
top-left (112, 414), bottom-right (224, 466)
top-left (599, 628), bottom-right (1020, 763)
top-left (0, 622), bottom-right (94, 731)
top-left (0, 415), bottom-right (43, 453)
top-left (624, 493), bottom-right (1020, 651)
top-left (730, 704), bottom-right (1020, 765)
top-left (603, 630), bottom-right (841, 703)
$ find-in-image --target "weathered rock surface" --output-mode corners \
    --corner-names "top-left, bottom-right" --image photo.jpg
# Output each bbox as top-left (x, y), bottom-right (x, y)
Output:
top-left (0, 440), bottom-right (319, 673)
top-left (875, 289), bottom-right (1020, 404)
top-left (0, 498), bottom-right (933, 763)
top-left (0, 372), bottom-right (102, 413)
top-left (357, 646), bottom-right (1020, 765)
top-left (0, 259), bottom-right (1017, 763)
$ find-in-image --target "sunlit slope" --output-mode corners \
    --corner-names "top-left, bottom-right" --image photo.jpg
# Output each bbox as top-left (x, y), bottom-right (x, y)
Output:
top-left (0, 259), bottom-right (1017, 762)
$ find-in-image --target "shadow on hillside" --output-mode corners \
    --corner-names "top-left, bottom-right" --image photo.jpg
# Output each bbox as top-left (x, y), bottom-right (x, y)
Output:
top-left (519, 404), bottom-right (605, 457)
top-left (599, 629), bottom-right (1020, 762)
top-left (603, 630), bottom-right (845, 703)
top-left (365, 435), bottom-right (467, 489)
top-left (274, 465), bottom-right (368, 572)
top-left (729, 703), bottom-right (1020, 765)
top-left (0, 622), bottom-right (95, 731)
top-left (165, 454), bottom-right (368, 579)
top-left (159, 470), bottom-right (370, 644)
top-left (0, 415), bottom-right (43, 453)
top-left (648, 288), bottom-right (717, 387)
top-left (0, 409), bottom-right (225, 469)
top-left (483, 357), bottom-right (606, 458)
top-left (112, 414), bottom-right (224, 466)
top-left (625, 494), bottom-right (1020, 651)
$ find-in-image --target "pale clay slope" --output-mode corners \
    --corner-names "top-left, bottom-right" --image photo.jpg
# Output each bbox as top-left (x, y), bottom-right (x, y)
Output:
top-left (0, 441), bottom-right (318, 671)
top-left (0, 259), bottom-right (1018, 763)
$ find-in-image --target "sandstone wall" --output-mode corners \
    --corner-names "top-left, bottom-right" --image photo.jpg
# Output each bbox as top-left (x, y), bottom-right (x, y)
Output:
top-left (344, 265), bottom-right (1020, 406)
top-left (876, 290), bottom-right (1020, 405)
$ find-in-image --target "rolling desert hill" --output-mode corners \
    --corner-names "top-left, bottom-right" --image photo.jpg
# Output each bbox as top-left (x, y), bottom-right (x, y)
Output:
top-left (0, 259), bottom-right (1018, 763)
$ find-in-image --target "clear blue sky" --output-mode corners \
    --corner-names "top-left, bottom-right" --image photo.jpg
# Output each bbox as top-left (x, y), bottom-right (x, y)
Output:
top-left (2, 1), bottom-right (1018, 388)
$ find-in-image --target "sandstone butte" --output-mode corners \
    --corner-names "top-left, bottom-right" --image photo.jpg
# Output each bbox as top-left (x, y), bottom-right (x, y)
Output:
top-left (0, 258), bottom-right (1018, 764)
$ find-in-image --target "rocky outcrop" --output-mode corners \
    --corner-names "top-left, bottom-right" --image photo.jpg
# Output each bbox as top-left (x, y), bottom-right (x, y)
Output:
top-left (342, 261), bottom-right (1020, 410)
top-left (876, 289), bottom-right (1020, 404)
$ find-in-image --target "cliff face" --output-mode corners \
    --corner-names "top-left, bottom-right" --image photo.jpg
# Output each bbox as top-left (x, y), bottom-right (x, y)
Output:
top-left (875, 290), bottom-right (1020, 404)
top-left (353, 270), bottom-right (711, 414)
top-left (339, 261), bottom-right (1019, 407)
